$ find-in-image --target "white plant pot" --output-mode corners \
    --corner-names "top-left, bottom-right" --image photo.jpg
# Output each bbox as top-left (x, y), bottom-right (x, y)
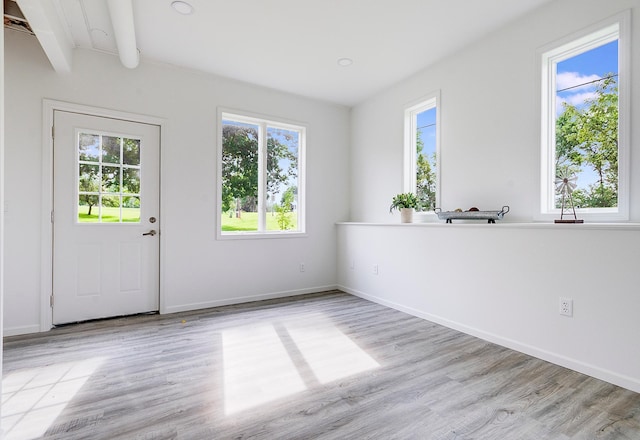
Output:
top-left (400, 208), bottom-right (414, 223)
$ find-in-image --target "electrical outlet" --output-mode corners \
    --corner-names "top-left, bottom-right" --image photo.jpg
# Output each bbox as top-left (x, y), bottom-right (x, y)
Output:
top-left (559, 297), bottom-right (573, 317)
top-left (373, 264), bottom-right (379, 275)
top-left (299, 263), bottom-right (305, 273)
top-left (350, 259), bottom-right (355, 271)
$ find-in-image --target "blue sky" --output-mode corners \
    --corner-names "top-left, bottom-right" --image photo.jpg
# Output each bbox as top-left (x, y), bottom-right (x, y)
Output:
top-left (558, 40), bottom-right (618, 78)
top-left (556, 40), bottom-right (618, 113)
top-left (416, 108), bottom-right (436, 159)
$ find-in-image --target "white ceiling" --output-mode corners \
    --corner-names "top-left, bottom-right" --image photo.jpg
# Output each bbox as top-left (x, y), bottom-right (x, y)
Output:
top-left (44, 0), bottom-right (556, 106)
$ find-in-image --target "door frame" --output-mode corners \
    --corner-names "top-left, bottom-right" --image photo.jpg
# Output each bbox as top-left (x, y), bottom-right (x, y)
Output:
top-left (41, 99), bottom-right (167, 332)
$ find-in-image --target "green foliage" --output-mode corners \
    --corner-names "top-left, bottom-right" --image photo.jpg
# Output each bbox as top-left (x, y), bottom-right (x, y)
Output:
top-left (556, 75), bottom-right (618, 208)
top-left (221, 125), bottom-right (297, 214)
top-left (389, 193), bottom-right (419, 212)
top-left (415, 131), bottom-right (436, 211)
top-left (221, 212), bottom-right (298, 232)
top-left (275, 187), bottom-right (296, 230)
top-left (221, 125), bottom-right (259, 213)
top-left (79, 164), bottom-right (99, 215)
top-left (78, 135), bottom-right (141, 217)
top-left (267, 130), bottom-right (298, 197)
top-left (78, 206), bottom-right (140, 223)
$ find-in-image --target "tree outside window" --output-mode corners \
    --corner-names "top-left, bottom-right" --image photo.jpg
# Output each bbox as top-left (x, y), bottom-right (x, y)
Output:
top-left (554, 40), bottom-right (618, 209)
top-left (540, 14), bottom-right (629, 220)
top-left (405, 95), bottom-right (439, 212)
top-left (220, 113), bottom-right (304, 234)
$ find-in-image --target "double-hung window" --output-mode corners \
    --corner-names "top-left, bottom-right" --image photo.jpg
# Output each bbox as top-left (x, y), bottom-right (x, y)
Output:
top-left (404, 92), bottom-right (440, 211)
top-left (540, 12), bottom-right (629, 220)
top-left (219, 111), bottom-right (305, 237)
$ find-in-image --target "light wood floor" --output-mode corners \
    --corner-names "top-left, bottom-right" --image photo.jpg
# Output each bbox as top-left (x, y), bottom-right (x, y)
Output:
top-left (3, 291), bottom-right (640, 439)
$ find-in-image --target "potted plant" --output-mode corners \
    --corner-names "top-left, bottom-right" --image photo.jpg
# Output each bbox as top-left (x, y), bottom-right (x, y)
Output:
top-left (389, 193), bottom-right (419, 223)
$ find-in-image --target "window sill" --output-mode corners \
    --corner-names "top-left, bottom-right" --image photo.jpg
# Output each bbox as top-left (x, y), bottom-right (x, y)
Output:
top-left (217, 231), bottom-right (308, 240)
top-left (534, 210), bottom-right (628, 223)
top-left (336, 221), bottom-right (640, 231)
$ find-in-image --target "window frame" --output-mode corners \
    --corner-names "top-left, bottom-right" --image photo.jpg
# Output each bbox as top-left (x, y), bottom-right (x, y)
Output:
top-left (217, 109), bottom-right (306, 240)
top-left (75, 128), bottom-right (143, 224)
top-left (537, 11), bottom-right (630, 222)
top-left (404, 91), bottom-right (441, 214)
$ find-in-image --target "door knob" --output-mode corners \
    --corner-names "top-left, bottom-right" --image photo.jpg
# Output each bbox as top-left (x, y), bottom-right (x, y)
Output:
top-left (142, 230), bottom-right (157, 236)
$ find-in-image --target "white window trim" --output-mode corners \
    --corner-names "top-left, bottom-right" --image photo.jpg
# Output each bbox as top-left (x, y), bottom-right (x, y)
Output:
top-left (216, 108), bottom-right (307, 240)
top-left (404, 91), bottom-right (441, 215)
top-left (537, 10), bottom-right (630, 222)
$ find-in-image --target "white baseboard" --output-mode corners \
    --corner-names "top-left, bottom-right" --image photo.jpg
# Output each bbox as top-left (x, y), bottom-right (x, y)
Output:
top-left (5, 287), bottom-right (338, 335)
top-left (4, 324), bottom-right (42, 337)
top-left (339, 285), bottom-right (640, 394)
top-left (162, 285), bottom-right (338, 314)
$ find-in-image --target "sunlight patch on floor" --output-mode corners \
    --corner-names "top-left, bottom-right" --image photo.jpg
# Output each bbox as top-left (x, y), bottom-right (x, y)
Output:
top-left (223, 324), bottom-right (306, 415)
top-left (222, 314), bottom-right (379, 415)
top-left (286, 317), bottom-right (380, 384)
top-left (2, 357), bottom-right (105, 440)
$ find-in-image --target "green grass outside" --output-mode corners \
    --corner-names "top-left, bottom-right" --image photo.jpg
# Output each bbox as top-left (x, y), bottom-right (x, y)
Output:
top-left (221, 211), bottom-right (298, 232)
top-left (78, 206), bottom-right (140, 223)
top-left (78, 206), bottom-right (296, 228)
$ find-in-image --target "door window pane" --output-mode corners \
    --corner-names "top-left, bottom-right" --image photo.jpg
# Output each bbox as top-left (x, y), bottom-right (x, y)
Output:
top-left (123, 168), bottom-right (140, 194)
top-left (123, 138), bottom-right (140, 165)
top-left (77, 132), bottom-right (142, 223)
top-left (122, 196), bottom-right (141, 222)
top-left (102, 166), bottom-right (120, 193)
top-left (102, 136), bottom-right (121, 164)
top-left (79, 164), bottom-right (99, 193)
top-left (78, 195), bottom-right (99, 222)
top-left (79, 134), bottom-right (100, 162)
top-left (101, 196), bottom-right (121, 222)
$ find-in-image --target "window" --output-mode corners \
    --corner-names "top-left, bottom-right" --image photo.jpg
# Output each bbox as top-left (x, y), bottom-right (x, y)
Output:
top-left (404, 93), bottom-right (440, 211)
top-left (219, 111), bottom-right (305, 236)
top-left (540, 12), bottom-right (629, 220)
top-left (77, 131), bottom-right (141, 223)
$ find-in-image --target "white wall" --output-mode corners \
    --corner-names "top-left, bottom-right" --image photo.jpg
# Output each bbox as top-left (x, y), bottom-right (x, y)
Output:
top-left (351, 0), bottom-right (640, 223)
top-left (1, 0), bottom-right (6, 428)
top-left (342, 0), bottom-right (640, 392)
top-left (3, 29), bottom-right (350, 334)
top-left (337, 223), bottom-right (640, 392)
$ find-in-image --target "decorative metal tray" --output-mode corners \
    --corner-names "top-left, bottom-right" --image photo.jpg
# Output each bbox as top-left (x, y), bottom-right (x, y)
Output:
top-left (434, 206), bottom-right (510, 223)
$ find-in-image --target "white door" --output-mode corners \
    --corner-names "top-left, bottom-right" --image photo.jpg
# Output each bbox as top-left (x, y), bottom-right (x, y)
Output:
top-left (52, 111), bottom-right (160, 324)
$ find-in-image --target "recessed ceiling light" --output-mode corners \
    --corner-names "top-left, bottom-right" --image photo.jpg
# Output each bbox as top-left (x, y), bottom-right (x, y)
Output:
top-left (337, 58), bottom-right (353, 67)
top-left (171, 1), bottom-right (194, 15)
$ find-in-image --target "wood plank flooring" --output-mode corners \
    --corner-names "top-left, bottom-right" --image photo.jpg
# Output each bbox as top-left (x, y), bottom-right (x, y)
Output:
top-left (3, 291), bottom-right (640, 439)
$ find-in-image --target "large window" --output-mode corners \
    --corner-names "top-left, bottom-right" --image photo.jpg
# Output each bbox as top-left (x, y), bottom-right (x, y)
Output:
top-left (404, 93), bottom-right (440, 211)
top-left (540, 13), bottom-right (629, 220)
top-left (219, 111), bottom-right (305, 236)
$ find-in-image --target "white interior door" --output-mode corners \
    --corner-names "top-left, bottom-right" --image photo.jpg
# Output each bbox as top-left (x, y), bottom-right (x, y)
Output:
top-left (52, 111), bottom-right (160, 325)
